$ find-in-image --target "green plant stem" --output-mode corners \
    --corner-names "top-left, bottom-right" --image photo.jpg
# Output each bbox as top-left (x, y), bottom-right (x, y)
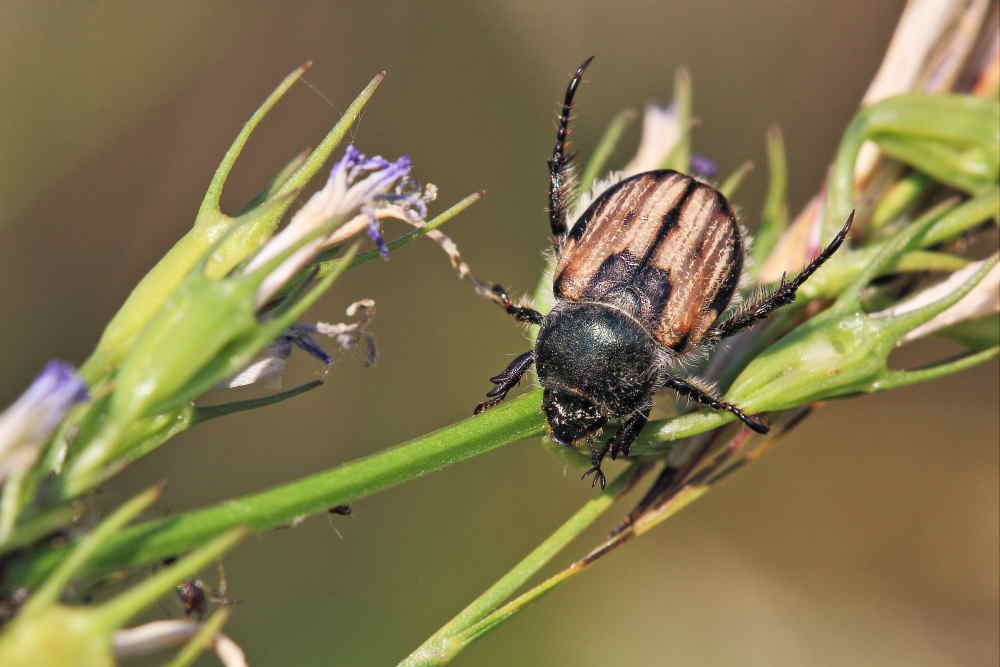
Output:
top-left (580, 109), bottom-right (637, 194)
top-left (345, 192), bottom-right (484, 271)
top-left (0, 503), bottom-right (82, 558)
top-left (719, 161), bottom-right (753, 198)
top-left (19, 485), bottom-right (163, 618)
top-left (95, 528), bottom-right (245, 630)
top-left (450, 474), bottom-right (715, 655)
top-left (400, 463), bottom-right (646, 666)
top-left (869, 170), bottom-right (932, 234)
top-left (192, 381), bottom-right (323, 424)
top-left (7, 393), bottom-right (547, 589)
top-left (827, 94), bottom-right (999, 237)
top-left (662, 69), bottom-right (692, 172)
top-left (751, 125), bottom-right (789, 271)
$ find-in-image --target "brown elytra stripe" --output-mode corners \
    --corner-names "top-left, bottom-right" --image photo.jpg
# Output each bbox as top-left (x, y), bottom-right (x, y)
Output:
top-left (555, 170), bottom-right (742, 351)
top-left (556, 172), bottom-right (691, 298)
top-left (653, 185), bottom-right (740, 349)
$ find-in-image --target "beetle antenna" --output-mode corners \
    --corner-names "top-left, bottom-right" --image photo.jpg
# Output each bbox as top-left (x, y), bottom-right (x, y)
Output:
top-left (548, 56), bottom-right (594, 239)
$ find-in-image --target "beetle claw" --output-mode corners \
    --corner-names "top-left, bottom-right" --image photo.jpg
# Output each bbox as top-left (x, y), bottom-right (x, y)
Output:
top-left (581, 465), bottom-right (607, 490)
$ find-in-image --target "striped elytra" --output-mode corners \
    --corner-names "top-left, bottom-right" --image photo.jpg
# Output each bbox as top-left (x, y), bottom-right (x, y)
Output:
top-left (554, 170), bottom-right (742, 354)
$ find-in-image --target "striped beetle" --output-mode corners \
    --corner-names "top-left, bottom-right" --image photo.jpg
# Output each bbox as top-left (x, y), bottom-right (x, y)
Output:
top-left (474, 57), bottom-right (852, 488)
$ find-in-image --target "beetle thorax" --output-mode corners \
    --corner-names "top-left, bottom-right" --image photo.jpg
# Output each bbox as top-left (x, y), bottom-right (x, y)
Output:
top-left (534, 301), bottom-right (658, 418)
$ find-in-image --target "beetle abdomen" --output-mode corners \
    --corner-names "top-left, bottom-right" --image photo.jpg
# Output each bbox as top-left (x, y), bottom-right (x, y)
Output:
top-left (554, 170), bottom-right (742, 353)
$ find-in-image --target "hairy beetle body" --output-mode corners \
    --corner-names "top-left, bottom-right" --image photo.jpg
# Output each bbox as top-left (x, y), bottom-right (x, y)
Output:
top-left (536, 302), bottom-right (657, 445)
top-left (555, 170), bottom-right (742, 354)
top-left (473, 58), bottom-right (853, 488)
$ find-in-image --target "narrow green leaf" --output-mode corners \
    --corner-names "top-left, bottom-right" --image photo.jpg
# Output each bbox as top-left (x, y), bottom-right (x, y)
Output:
top-left (19, 485), bottom-right (163, 617)
top-left (719, 161), bottom-right (753, 199)
top-left (198, 63), bottom-right (312, 217)
top-left (875, 347), bottom-right (998, 391)
top-left (580, 108), bottom-right (636, 194)
top-left (193, 381), bottom-right (324, 424)
top-left (869, 170), bottom-right (934, 234)
top-left (344, 192), bottom-right (485, 272)
top-left (827, 94), bottom-right (999, 239)
top-left (750, 125), bottom-right (788, 270)
top-left (401, 463), bottom-right (645, 666)
top-left (874, 132), bottom-right (996, 192)
top-left (237, 147), bottom-right (311, 216)
top-left (0, 502), bottom-right (81, 558)
top-left (95, 528), bottom-right (245, 630)
top-left (661, 69), bottom-right (691, 172)
top-left (935, 314), bottom-right (1000, 350)
top-left (276, 71), bottom-right (386, 197)
top-left (11, 393), bottom-right (546, 587)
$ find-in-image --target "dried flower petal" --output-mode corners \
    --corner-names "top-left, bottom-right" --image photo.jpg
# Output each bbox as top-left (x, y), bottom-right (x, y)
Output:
top-left (247, 146), bottom-right (414, 305)
top-left (222, 300), bottom-right (377, 388)
top-left (114, 619), bottom-right (247, 667)
top-left (622, 103), bottom-right (681, 177)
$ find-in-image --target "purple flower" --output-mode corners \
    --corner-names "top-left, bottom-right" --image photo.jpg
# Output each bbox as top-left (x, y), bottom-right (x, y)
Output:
top-left (223, 324), bottom-right (338, 389)
top-left (283, 324), bottom-right (333, 365)
top-left (247, 146), bottom-right (416, 306)
top-left (363, 177), bottom-right (435, 259)
top-left (0, 361), bottom-right (89, 481)
top-left (366, 210), bottom-right (390, 259)
top-left (690, 153), bottom-right (719, 179)
top-left (223, 300), bottom-right (377, 388)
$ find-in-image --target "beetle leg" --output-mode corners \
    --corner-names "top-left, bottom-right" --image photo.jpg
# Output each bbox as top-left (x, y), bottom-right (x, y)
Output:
top-left (663, 376), bottom-right (769, 434)
top-left (581, 407), bottom-right (650, 489)
top-left (548, 57), bottom-right (594, 240)
top-left (488, 285), bottom-right (545, 325)
top-left (711, 212), bottom-right (855, 340)
top-left (581, 440), bottom-right (609, 490)
top-left (609, 407), bottom-right (651, 460)
top-left (474, 351), bottom-right (535, 414)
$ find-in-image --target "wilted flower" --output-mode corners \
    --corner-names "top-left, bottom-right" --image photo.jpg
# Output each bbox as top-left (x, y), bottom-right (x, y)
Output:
top-left (247, 146), bottom-right (434, 306)
top-left (622, 103), bottom-right (681, 177)
top-left (224, 300), bottom-right (377, 388)
top-left (113, 619), bottom-right (247, 666)
top-left (0, 361), bottom-right (88, 482)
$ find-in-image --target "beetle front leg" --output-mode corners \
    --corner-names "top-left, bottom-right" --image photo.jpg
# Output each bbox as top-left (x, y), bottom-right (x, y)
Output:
top-left (609, 407), bottom-right (651, 460)
top-left (581, 441), bottom-right (610, 490)
top-left (581, 408), bottom-right (651, 489)
top-left (474, 351), bottom-right (535, 414)
top-left (663, 376), bottom-right (769, 434)
top-left (488, 284), bottom-right (545, 325)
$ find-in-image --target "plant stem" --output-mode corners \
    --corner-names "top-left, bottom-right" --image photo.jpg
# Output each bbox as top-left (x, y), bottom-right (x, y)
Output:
top-left (19, 485), bottom-right (163, 617)
top-left (400, 462), bottom-right (647, 666)
top-left (0, 503), bottom-right (82, 558)
top-left (7, 393), bottom-right (546, 589)
top-left (580, 109), bottom-right (637, 194)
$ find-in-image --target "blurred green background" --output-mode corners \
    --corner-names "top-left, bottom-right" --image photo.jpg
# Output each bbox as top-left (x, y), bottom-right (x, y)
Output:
top-left (2, 1), bottom-right (997, 665)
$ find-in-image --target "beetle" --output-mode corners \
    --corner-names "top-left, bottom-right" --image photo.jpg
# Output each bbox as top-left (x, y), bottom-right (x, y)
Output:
top-left (474, 57), bottom-right (853, 489)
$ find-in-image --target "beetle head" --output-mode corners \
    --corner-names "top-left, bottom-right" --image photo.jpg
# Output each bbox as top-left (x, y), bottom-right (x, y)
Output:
top-left (543, 386), bottom-right (607, 446)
